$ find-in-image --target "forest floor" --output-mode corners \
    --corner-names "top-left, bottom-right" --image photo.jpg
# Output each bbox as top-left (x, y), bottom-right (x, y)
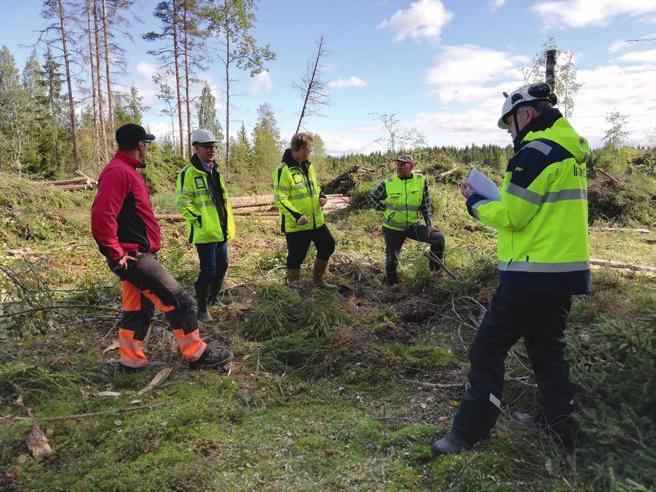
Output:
top-left (0, 174), bottom-right (654, 491)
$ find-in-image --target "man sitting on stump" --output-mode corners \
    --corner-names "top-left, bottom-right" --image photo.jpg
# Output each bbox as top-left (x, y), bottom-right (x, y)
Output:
top-left (369, 154), bottom-right (445, 285)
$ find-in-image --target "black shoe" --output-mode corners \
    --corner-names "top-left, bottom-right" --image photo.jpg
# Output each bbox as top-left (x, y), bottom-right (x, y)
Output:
top-left (512, 411), bottom-right (538, 429)
top-left (118, 361), bottom-right (163, 374)
top-left (431, 433), bottom-right (470, 455)
top-left (189, 347), bottom-right (233, 370)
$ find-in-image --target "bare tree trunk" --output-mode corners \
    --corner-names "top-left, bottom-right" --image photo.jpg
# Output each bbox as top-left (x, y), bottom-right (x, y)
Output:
top-left (56, 0), bottom-right (79, 172)
top-left (101, 0), bottom-right (115, 146)
top-left (86, 0), bottom-right (100, 169)
top-left (183, 0), bottom-right (192, 156)
top-left (93, 0), bottom-right (108, 161)
top-left (172, 0), bottom-right (184, 157)
top-left (545, 49), bottom-right (557, 89)
top-left (224, 0), bottom-right (230, 176)
top-left (296, 35), bottom-right (323, 134)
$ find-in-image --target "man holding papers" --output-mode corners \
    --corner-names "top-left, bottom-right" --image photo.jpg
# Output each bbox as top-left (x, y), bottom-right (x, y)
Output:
top-left (433, 83), bottom-right (591, 455)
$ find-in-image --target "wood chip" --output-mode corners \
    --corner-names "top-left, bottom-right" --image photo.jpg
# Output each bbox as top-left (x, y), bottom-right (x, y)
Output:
top-left (137, 367), bottom-right (173, 395)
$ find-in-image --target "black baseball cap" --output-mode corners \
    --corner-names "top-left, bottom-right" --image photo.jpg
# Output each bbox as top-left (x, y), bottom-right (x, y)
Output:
top-left (115, 123), bottom-right (156, 148)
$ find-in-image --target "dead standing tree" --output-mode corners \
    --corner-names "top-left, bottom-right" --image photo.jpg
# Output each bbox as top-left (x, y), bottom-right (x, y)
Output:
top-left (145, 0), bottom-right (186, 157)
top-left (294, 35), bottom-right (329, 134)
top-left (42, 0), bottom-right (80, 171)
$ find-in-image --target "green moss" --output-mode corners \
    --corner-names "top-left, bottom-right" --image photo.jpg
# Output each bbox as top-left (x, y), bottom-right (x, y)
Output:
top-left (379, 343), bottom-right (453, 370)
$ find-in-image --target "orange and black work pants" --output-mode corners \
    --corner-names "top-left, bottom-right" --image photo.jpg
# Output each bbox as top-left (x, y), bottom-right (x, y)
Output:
top-left (108, 253), bottom-right (207, 369)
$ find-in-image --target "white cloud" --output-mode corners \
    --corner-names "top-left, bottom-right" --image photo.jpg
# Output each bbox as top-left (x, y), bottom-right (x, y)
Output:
top-left (609, 39), bottom-right (632, 53)
top-left (250, 71), bottom-right (273, 97)
top-left (532, 0), bottom-right (656, 29)
top-left (376, 0), bottom-right (454, 43)
top-left (568, 63), bottom-right (656, 146)
top-left (616, 48), bottom-right (656, 64)
top-left (136, 62), bottom-right (156, 79)
top-left (490, 0), bottom-right (507, 10)
top-left (423, 45), bottom-right (526, 104)
top-left (328, 76), bottom-right (366, 89)
top-left (143, 119), bottom-right (175, 141)
top-left (425, 45), bottom-right (527, 86)
top-left (408, 60), bottom-right (656, 148)
top-left (321, 131), bottom-right (379, 156)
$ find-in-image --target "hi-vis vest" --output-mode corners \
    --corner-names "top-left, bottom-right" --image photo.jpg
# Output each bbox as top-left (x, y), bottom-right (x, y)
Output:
top-left (467, 112), bottom-right (591, 290)
top-left (176, 162), bottom-right (235, 244)
top-left (383, 174), bottom-right (425, 231)
top-left (273, 161), bottom-right (324, 233)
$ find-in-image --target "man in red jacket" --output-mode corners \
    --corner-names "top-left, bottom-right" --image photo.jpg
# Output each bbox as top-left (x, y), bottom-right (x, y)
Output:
top-left (91, 123), bottom-right (232, 371)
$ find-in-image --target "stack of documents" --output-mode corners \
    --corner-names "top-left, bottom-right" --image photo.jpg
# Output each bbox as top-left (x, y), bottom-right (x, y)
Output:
top-left (466, 168), bottom-right (501, 201)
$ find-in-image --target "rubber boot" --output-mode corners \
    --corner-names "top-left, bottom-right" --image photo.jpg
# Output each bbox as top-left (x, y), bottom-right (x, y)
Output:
top-left (194, 278), bottom-right (214, 323)
top-left (313, 259), bottom-right (338, 290)
top-left (287, 268), bottom-right (301, 284)
top-left (386, 269), bottom-right (399, 286)
top-left (208, 275), bottom-right (228, 308)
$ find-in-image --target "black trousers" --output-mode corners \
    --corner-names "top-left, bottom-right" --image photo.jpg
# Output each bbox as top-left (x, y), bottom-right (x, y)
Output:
top-left (452, 284), bottom-right (575, 449)
top-left (383, 224), bottom-right (445, 273)
top-left (108, 253), bottom-right (198, 339)
top-left (285, 224), bottom-right (336, 269)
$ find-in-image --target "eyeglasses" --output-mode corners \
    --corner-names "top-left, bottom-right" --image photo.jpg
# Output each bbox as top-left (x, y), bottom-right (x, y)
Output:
top-left (198, 144), bottom-right (218, 150)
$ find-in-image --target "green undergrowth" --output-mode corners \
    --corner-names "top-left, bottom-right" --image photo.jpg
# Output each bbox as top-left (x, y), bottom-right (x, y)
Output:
top-left (0, 173), bottom-right (92, 248)
top-left (1, 170), bottom-right (655, 490)
top-left (569, 272), bottom-right (656, 490)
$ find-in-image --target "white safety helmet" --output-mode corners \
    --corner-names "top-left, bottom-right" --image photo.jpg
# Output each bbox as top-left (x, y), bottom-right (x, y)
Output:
top-left (191, 128), bottom-right (217, 145)
top-left (498, 82), bottom-right (557, 129)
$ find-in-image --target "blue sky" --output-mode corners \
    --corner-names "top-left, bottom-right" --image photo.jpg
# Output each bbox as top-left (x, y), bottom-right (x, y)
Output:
top-left (3, 0), bottom-right (656, 154)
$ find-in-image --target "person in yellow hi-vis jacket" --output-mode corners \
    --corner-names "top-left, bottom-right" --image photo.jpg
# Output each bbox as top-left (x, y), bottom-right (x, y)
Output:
top-left (176, 129), bottom-right (235, 322)
top-left (433, 83), bottom-right (591, 456)
top-left (369, 154), bottom-right (445, 286)
top-left (273, 132), bottom-right (337, 288)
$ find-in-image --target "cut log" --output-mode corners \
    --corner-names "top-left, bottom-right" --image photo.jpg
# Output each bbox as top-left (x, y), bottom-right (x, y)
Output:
top-left (589, 227), bottom-right (650, 234)
top-left (597, 168), bottom-right (619, 184)
top-left (56, 183), bottom-right (96, 191)
top-left (230, 194), bottom-right (274, 208)
top-left (590, 258), bottom-right (656, 273)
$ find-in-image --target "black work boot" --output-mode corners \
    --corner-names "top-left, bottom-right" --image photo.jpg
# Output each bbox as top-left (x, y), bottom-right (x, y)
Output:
top-left (386, 269), bottom-right (399, 286)
top-left (287, 268), bottom-right (301, 284)
top-left (118, 361), bottom-right (163, 374)
top-left (189, 347), bottom-right (233, 370)
top-left (194, 279), bottom-right (213, 323)
top-left (431, 433), bottom-right (470, 455)
top-left (208, 275), bottom-right (228, 308)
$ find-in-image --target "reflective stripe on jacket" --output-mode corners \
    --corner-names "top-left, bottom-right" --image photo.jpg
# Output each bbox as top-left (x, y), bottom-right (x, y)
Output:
top-left (176, 159), bottom-right (235, 244)
top-left (273, 148), bottom-right (325, 233)
top-left (466, 108), bottom-right (591, 295)
top-left (382, 174), bottom-right (426, 231)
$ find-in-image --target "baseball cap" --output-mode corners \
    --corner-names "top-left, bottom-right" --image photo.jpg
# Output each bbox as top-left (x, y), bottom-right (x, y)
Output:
top-left (191, 128), bottom-right (217, 145)
top-left (115, 124), bottom-right (155, 148)
top-left (393, 154), bottom-right (414, 164)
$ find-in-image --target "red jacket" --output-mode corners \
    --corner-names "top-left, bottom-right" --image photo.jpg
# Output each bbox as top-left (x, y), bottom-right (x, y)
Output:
top-left (91, 150), bottom-right (161, 260)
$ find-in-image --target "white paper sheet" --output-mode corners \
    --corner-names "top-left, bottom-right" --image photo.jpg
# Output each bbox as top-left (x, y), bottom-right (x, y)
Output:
top-left (467, 167), bottom-right (501, 201)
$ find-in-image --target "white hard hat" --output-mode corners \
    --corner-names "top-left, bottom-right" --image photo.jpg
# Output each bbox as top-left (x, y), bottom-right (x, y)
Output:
top-left (191, 128), bottom-right (217, 145)
top-left (498, 83), bottom-right (557, 129)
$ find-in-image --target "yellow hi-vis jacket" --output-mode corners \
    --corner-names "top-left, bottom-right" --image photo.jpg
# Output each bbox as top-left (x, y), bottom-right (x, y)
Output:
top-left (382, 174), bottom-right (426, 231)
top-left (273, 149), bottom-right (325, 233)
top-left (466, 108), bottom-right (591, 294)
top-left (176, 156), bottom-right (235, 244)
